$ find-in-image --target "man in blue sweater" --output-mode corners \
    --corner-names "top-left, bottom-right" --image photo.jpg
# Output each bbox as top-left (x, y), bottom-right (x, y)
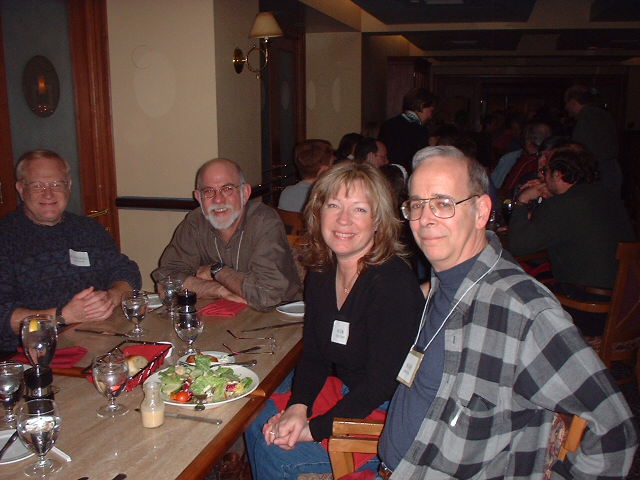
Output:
top-left (0, 150), bottom-right (141, 351)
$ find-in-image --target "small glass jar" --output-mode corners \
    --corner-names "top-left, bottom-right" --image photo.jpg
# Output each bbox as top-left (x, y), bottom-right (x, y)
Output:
top-left (140, 381), bottom-right (164, 428)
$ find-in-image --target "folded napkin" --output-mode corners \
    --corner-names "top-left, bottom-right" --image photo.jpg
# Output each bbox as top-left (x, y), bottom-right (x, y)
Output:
top-left (200, 299), bottom-right (248, 317)
top-left (11, 346), bottom-right (88, 369)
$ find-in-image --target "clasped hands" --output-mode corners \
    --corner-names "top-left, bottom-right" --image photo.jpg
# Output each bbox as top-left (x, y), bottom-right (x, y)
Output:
top-left (262, 404), bottom-right (313, 450)
top-left (62, 286), bottom-right (117, 323)
top-left (194, 265), bottom-right (246, 304)
top-left (517, 179), bottom-right (551, 204)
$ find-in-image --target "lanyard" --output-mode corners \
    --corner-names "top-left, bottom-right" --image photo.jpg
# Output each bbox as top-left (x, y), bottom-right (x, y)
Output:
top-left (214, 230), bottom-right (244, 270)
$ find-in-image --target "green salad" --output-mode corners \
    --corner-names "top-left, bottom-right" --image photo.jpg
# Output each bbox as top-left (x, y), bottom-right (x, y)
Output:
top-left (158, 354), bottom-right (253, 403)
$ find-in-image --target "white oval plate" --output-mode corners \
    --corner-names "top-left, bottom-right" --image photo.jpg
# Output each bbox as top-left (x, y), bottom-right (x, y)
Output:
top-left (0, 430), bottom-right (34, 465)
top-left (178, 350), bottom-right (234, 365)
top-left (148, 365), bottom-right (259, 409)
top-left (276, 301), bottom-right (305, 318)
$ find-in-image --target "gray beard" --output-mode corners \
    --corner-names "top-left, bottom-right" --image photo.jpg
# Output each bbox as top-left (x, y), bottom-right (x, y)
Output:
top-left (203, 203), bottom-right (241, 230)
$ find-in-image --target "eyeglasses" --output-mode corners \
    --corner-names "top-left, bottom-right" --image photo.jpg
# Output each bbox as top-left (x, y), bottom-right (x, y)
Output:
top-left (401, 195), bottom-right (478, 221)
top-left (198, 184), bottom-right (242, 199)
top-left (538, 167), bottom-right (548, 175)
top-left (22, 181), bottom-right (69, 193)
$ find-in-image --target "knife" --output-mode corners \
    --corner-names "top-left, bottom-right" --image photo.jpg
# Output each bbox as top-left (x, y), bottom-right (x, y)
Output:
top-left (242, 321), bottom-right (304, 333)
top-left (0, 431), bottom-right (18, 461)
top-left (134, 408), bottom-right (222, 425)
top-left (75, 329), bottom-right (131, 337)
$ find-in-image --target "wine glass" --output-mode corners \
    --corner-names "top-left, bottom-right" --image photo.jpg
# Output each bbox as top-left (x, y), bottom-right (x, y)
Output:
top-left (92, 352), bottom-right (129, 418)
top-left (173, 311), bottom-right (203, 356)
top-left (16, 398), bottom-right (62, 477)
top-left (159, 276), bottom-right (183, 317)
top-left (0, 361), bottom-right (24, 427)
top-left (121, 290), bottom-right (149, 336)
top-left (20, 314), bottom-right (58, 370)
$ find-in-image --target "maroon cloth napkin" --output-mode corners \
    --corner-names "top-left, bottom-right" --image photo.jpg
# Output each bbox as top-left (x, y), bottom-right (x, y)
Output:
top-left (200, 299), bottom-right (248, 317)
top-left (11, 346), bottom-right (88, 368)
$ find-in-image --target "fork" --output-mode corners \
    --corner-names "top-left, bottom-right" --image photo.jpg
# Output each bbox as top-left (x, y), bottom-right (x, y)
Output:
top-left (227, 329), bottom-right (274, 341)
top-left (222, 343), bottom-right (274, 355)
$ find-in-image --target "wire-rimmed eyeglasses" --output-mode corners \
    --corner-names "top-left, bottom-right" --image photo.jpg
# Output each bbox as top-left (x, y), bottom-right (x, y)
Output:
top-left (401, 195), bottom-right (478, 221)
top-left (22, 181), bottom-right (69, 194)
top-left (198, 183), bottom-right (242, 199)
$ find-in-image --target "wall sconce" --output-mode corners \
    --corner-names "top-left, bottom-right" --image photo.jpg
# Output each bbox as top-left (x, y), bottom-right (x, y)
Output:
top-left (233, 12), bottom-right (283, 78)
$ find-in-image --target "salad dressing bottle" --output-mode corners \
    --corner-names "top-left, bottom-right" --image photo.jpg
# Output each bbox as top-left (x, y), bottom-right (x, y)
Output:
top-left (140, 381), bottom-right (165, 428)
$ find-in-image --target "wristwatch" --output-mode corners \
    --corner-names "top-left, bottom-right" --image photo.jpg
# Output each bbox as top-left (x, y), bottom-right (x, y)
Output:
top-left (55, 306), bottom-right (67, 327)
top-left (210, 261), bottom-right (224, 279)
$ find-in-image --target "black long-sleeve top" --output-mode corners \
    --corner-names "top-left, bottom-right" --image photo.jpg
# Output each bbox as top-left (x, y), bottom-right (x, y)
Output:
top-left (289, 255), bottom-right (423, 440)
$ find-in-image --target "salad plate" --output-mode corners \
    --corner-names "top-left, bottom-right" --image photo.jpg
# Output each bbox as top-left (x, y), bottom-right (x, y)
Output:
top-left (148, 362), bottom-right (259, 409)
top-left (276, 301), bottom-right (305, 319)
top-left (0, 429), bottom-right (34, 465)
top-left (178, 350), bottom-right (234, 365)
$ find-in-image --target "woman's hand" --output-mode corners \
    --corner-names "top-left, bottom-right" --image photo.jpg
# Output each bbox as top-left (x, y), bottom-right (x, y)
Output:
top-left (262, 404), bottom-right (313, 450)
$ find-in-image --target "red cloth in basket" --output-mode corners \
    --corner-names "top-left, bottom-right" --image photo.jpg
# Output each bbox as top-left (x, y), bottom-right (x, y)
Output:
top-left (271, 376), bottom-right (386, 472)
top-left (200, 299), bottom-right (248, 317)
top-left (11, 346), bottom-right (88, 368)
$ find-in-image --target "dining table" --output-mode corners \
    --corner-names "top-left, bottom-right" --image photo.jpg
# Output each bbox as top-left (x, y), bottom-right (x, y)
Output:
top-left (0, 301), bottom-right (304, 480)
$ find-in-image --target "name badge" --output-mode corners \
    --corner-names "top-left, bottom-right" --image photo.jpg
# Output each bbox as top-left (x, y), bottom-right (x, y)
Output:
top-left (331, 320), bottom-right (349, 345)
top-left (69, 249), bottom-right (90, 267)
top-left (397, 347), bottom-right (424, 387)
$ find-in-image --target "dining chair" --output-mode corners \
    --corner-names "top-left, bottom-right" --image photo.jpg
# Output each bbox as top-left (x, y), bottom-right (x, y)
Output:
top-left (277, 208), bottom-right (306, 236)
top-left (327, 414), bottom-right (587, 480)
top-left (554, 242), bottom-right (640, 384)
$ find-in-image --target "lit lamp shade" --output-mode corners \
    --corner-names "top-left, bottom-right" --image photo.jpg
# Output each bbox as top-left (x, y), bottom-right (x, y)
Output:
top-left (249, 12), bottom-right (283, 39)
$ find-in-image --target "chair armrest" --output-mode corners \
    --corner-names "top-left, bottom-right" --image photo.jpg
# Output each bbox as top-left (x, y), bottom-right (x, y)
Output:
top-left (554, 293), bottom-right (611, 314)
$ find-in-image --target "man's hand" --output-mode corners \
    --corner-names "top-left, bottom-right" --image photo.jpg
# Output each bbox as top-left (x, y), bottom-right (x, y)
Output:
top-left (195, 265), bottom-right (212, 281)
top-left (517, 180), bottom-right (550, 204)
top-left (262, 404), bottom-right (313, 450)
top-left (61, 287), bottom-right (115, 322)
top-left (183, 275), bottom-right (247, 304)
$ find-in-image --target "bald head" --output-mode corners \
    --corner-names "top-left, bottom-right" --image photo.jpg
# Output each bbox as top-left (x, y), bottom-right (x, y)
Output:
top-left (195, 158), bottom-right (246, 190)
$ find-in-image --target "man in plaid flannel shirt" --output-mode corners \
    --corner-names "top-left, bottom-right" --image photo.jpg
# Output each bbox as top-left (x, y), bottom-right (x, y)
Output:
top-left (377, 146), bottom-right (637, 479)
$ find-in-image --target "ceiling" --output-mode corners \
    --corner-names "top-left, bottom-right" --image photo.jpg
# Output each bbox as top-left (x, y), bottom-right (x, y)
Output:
top-left (298, 0), bottom-right (640, 64)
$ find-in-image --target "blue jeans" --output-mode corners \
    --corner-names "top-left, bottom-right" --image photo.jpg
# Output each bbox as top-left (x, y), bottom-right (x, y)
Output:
top-left (245, 373), bottom-right (381, 480)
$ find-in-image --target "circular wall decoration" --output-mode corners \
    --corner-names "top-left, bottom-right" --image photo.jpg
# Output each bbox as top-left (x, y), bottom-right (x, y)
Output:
top-left (22, 55), bottom-right (60, 117)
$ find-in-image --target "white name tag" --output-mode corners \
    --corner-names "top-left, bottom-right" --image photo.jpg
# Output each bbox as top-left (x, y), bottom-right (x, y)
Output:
top-left (397, 347), bottom-right (424, 387)
top-left (331, 320), bottom-right (349, 345)
top-left (69, 249), bottom-right (90, 267)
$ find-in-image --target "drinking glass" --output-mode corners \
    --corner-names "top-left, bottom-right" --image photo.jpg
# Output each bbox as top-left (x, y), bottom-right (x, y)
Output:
top-left (92, 353), bottom-right (129, 418)
top-left (16, 399), bottom-right (62, 477)
top-left (121, 289), bottom-right (149, 336)
top-left (0, 361), bottom-right (24, 427)
top-left (173, 311), bottom-right (203, 356)
top-left (20, 314), bottom-right (58, 370)
top-left (159, 276), bottom-right (183, 317)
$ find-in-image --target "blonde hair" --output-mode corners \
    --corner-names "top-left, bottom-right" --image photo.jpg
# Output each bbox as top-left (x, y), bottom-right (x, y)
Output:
top-left (302, 161), bottom-right (404, 272)
top-left (16, 150), bottom-right (70, 182)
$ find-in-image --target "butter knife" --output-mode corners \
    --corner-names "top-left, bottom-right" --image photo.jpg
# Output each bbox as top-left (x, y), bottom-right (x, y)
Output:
top-left (0, 431), bottom-right (18, 461)
top-left (75, 329), bottom-right (131, 337)
top-left (134, 408), bottom-right (222, 425)
top-left (242, 321), bottom-right (304, 333)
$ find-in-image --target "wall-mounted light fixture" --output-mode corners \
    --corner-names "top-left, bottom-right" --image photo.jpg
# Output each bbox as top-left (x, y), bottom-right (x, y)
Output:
top-left (233, 12), bottom-right (283, 78)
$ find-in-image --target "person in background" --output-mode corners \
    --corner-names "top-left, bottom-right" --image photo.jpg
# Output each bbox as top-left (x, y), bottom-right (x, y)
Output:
top-left (379, 87), bottom-right (435, 174)
top-left (0, 150), bottom-right (141, 351)
top-left (353, 137), bottom-right (389, 168)
top-left (153, 158), bottom-right (301, 311)
top-left (246, 162), bottom-right (423, 479)
top-left (565, 84), bottom-right (622, 197)
top-left (508, 148), bottom-right (635, 335)
top-left (376, 145), bottom-right (637, 479)
top-left (278, 139), bottom-right (335, 213)
top-left (335, 132), bottom-right (363, 164)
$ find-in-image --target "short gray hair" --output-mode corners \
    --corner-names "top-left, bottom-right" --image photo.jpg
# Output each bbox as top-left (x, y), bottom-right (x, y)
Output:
top-left (15, 150), bottom-right (71, 182)
top-left (411, 145), bottom-right (488, 196)
top-left (195, 158), bottom-right (246, 189)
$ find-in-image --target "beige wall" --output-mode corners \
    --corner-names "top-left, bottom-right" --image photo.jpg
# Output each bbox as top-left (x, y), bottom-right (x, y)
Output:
top-left (305, 32), bottom-right (362, 147)
top-left (107, 0), bottom-right (260, 289)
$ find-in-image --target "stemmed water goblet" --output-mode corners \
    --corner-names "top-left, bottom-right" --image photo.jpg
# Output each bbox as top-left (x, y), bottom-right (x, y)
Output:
top-left (121, 289), bottom-right (149, 336)
top-left (92, 352), bottom-right (129, 418)
top-left (173, 311), bottom-right (203, 356)
top-left (159, 276), bottom-right (183, 317)
top-left (20, 314), bottom-right (58, 371)
top-left (16, 398), bottom-right (62, 477)
top-left (0, 361), bottom-right (24, 427)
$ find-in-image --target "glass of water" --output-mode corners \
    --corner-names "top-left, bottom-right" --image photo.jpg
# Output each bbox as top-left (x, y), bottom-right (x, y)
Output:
top-left (16, 398), bottom-right (62, 477)
top-left (0, 361), bottom-right (24, 427)
top-left (92, 352), bottom-right (129, 418)
top-left (173, 311), bottom-right (203, 356)
top-left (159, 276), bottom-right (183, 317)
top-left (121, 290), bottom-right (149, 336)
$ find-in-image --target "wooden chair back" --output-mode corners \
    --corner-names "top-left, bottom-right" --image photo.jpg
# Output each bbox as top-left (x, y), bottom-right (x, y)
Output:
top-left (555, 242), bottom-right (640, 382)
top-left (328, 415), bottom-right (586, 480)
top-left (277, 209), bottom-right (305, 236)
